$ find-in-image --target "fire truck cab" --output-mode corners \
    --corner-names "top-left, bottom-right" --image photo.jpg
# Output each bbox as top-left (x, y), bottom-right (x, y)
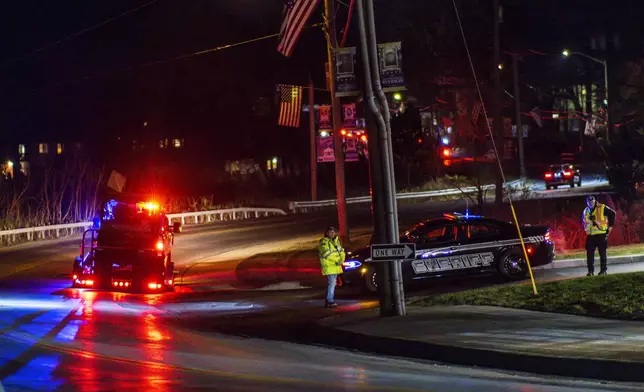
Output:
top-left (72, 199), bottom-right (181, 292)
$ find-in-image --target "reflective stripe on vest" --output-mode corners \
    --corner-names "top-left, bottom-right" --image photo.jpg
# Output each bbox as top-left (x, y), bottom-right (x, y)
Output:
top-left (585, 204), bottom-right (608, 235)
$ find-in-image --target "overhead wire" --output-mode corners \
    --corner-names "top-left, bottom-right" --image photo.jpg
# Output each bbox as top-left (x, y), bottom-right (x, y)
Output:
top-left (451, 0), bottom-right (538, 295)
top-left (3, 0), bottom-right (162, 67)
top-left (30, 23), bottom-right (324, 92)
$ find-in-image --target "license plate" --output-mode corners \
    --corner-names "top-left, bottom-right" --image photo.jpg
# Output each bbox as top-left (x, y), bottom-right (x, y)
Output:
top-left (555, 173), bottom-right (561, 177)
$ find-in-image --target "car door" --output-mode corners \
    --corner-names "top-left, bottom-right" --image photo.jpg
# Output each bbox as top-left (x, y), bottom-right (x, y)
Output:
top-left (453, 220), bottom-right (504, 270)
top-left (404, 221), bottom-right (460, 279)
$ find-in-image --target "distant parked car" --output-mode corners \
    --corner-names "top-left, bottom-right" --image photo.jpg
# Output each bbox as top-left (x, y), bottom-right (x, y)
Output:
top-left (544, 164), bottom-right (581, 190)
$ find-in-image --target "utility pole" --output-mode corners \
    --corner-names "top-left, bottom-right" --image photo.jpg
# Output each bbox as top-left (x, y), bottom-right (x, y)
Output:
top-left (512, 55), bottom-right (526, 179)
top-left (308, 77), bottom-right (318, 201)
top-left (493, 0), bottom-right (503, 209)
top-left (604, 59), bottom-right (610, 144)
top-left (324, 0), bottom-right (349, 242)
top-left (356, 0), bottom-right (404, 316)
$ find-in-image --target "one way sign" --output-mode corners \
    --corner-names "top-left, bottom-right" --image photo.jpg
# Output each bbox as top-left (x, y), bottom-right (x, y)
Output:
top-left (370, 243), bottom-right (416, 261)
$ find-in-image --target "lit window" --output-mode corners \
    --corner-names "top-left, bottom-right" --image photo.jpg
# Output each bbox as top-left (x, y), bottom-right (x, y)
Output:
top-left (18, 144), bottom-right (26, 155)
top-left (173, 138), bottom-right (183, 148)
top-left (57, 143), bottom-right (63, 154)
top-left (267, 157), bottom-right (278, 171)
top-left (38, 143), bottom-right (49, 154)
top-left (159, 139), bottom-right (169, 148)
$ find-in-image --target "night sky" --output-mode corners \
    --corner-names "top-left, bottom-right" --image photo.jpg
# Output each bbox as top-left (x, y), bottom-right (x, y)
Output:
top-left (0, 0), bottom-right (641, 161)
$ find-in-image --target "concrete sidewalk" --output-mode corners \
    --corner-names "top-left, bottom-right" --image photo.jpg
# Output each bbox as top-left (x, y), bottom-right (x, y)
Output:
top-left (538, 253), bottom-right (644, 270)
top-left (314, 305), bottom-right (644, 382)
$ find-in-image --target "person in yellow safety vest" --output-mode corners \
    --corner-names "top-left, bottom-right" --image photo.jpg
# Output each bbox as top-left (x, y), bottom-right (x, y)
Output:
top-left (582, 196), bottom-right (616, 276)
top-left (318, 226), bottom-right (345, 308)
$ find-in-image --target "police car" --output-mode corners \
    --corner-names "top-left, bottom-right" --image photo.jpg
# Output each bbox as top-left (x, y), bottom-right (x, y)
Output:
top-left (341, 213), bottom-right (554, 292)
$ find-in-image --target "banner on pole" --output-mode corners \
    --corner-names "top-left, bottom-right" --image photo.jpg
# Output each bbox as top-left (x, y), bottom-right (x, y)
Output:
top-left (344, 136), bottom-right (358, 162)
top-left (511, 124), bottom-right (529, 138)
top-left (316, 134), bottom-right (361, 162)
top-left (377, 42), bottom-right (405, 92)
top-left (333, 47), bottom-right (359, 97)
top-left (318, 105), bottom-right (332, 129)
top-left (342, 103), bottom-right (356, 128)
top-left (317, 136), bottom-right (335, 163)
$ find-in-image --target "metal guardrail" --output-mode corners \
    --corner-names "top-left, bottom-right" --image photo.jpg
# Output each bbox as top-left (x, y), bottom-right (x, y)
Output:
top-left (289, 184), bottom-right (500, 213)
top-left (0, 207), bottom-right (286, 246)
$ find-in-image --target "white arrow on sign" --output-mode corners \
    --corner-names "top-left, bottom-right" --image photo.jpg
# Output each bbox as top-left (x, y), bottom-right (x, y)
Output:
top-left (403, 244), bottom-right (414, 258)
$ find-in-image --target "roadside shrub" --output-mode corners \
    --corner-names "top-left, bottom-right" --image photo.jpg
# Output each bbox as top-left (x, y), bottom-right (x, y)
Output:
top-left (542, 197), bottom-right (644, 251)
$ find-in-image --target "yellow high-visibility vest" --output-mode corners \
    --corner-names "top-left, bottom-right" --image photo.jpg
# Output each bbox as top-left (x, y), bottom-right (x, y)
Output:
top-left (584, 204), bottom-right (608, 235)
top-left (318, 236), bottom-right (345, 275)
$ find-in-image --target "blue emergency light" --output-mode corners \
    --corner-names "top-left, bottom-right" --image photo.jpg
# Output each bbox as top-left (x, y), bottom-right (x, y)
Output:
top-left (342, 259), bottom-right (362, 270)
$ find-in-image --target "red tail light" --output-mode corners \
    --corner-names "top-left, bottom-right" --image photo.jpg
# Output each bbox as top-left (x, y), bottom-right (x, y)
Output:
top-left (563, 171), bottom-right (572, 177)
top-left (544, 172), bottom-right (553, 179)
top-left (442, 148), bottom-right (451, 157)
top-left (155, 240), bottom-right (164, 251)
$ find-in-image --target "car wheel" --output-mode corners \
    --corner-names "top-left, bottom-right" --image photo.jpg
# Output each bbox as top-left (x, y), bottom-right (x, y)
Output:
top-left (497, 248), bottom-right (529, 281)
top-left (570, 181), bottom-right (575, 188)
top-left (545, 184), bottom-right (551, 190)
top-left (553, 185), bottom-right (558, 190)
top-left (365, 268), bottom-right (378, 293)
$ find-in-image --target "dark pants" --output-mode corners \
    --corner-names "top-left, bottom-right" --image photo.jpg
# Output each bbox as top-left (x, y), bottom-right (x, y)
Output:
top-left (586, 234), bottom-right (608, 273)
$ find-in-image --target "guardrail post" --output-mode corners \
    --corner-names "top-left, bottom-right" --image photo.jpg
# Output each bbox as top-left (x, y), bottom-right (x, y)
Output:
top-left (181, 217), bottom-right (186, 226)
top-left (207, 214), bottom-right (211, 223)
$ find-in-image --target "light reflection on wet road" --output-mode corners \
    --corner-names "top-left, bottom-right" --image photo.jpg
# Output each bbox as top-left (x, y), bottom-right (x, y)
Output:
top-left (0, 279), bottom-right (641, 392)
top-left (1, 204), bottom-right (642, 391)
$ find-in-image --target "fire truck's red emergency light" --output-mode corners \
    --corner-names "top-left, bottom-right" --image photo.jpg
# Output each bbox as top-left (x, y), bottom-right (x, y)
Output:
top-left (155, 241), bottom-right (164, 251)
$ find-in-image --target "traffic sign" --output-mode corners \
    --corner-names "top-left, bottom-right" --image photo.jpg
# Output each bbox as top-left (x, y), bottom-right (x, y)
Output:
top-left (370, 243), bottom-right (416, 261)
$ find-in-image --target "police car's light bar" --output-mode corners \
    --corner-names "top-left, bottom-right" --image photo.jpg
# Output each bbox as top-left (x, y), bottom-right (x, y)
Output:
top-left (342, 260), bottom-right (362, 270)
top-left (444, 212), bottom-right (482, 220)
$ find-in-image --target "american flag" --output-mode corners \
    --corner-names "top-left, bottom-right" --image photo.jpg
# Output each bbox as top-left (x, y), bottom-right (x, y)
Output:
top-left (278, 84), bottom-right (303, 128)
top-left (471, 100), bottom-right (482, 124)
top-left (277, 0), bottom-right (321, 57)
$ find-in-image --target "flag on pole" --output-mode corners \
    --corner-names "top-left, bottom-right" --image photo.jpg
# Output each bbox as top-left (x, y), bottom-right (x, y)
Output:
top-left (278, 84), bottom-right (303, 127)
top-left (530, 107), bottom-right (543, 128)
top-left (277, 0), bottom-right (321, 57)
top-left (471, 100), bottom-right (482, 124)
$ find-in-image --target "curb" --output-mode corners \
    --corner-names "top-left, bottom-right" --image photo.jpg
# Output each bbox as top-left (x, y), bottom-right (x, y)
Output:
top-left (310, 322), bottom-right (644, 383)
top-left (535, 253), bottom-right (644, 270)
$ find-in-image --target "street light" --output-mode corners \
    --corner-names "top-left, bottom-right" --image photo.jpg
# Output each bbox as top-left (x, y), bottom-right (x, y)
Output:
top-left (562, 48), bottom-right (609, 141)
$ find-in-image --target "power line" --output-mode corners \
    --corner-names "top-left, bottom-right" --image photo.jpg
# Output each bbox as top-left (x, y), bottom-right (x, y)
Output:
top-left (31, 23), bottom-right (323, 93)
top-left (3, 0), bottom-right (162, 67)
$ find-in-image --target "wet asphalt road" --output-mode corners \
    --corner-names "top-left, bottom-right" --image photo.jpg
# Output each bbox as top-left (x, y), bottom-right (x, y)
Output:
top-left (2, 192), bottom-right (643, 391)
